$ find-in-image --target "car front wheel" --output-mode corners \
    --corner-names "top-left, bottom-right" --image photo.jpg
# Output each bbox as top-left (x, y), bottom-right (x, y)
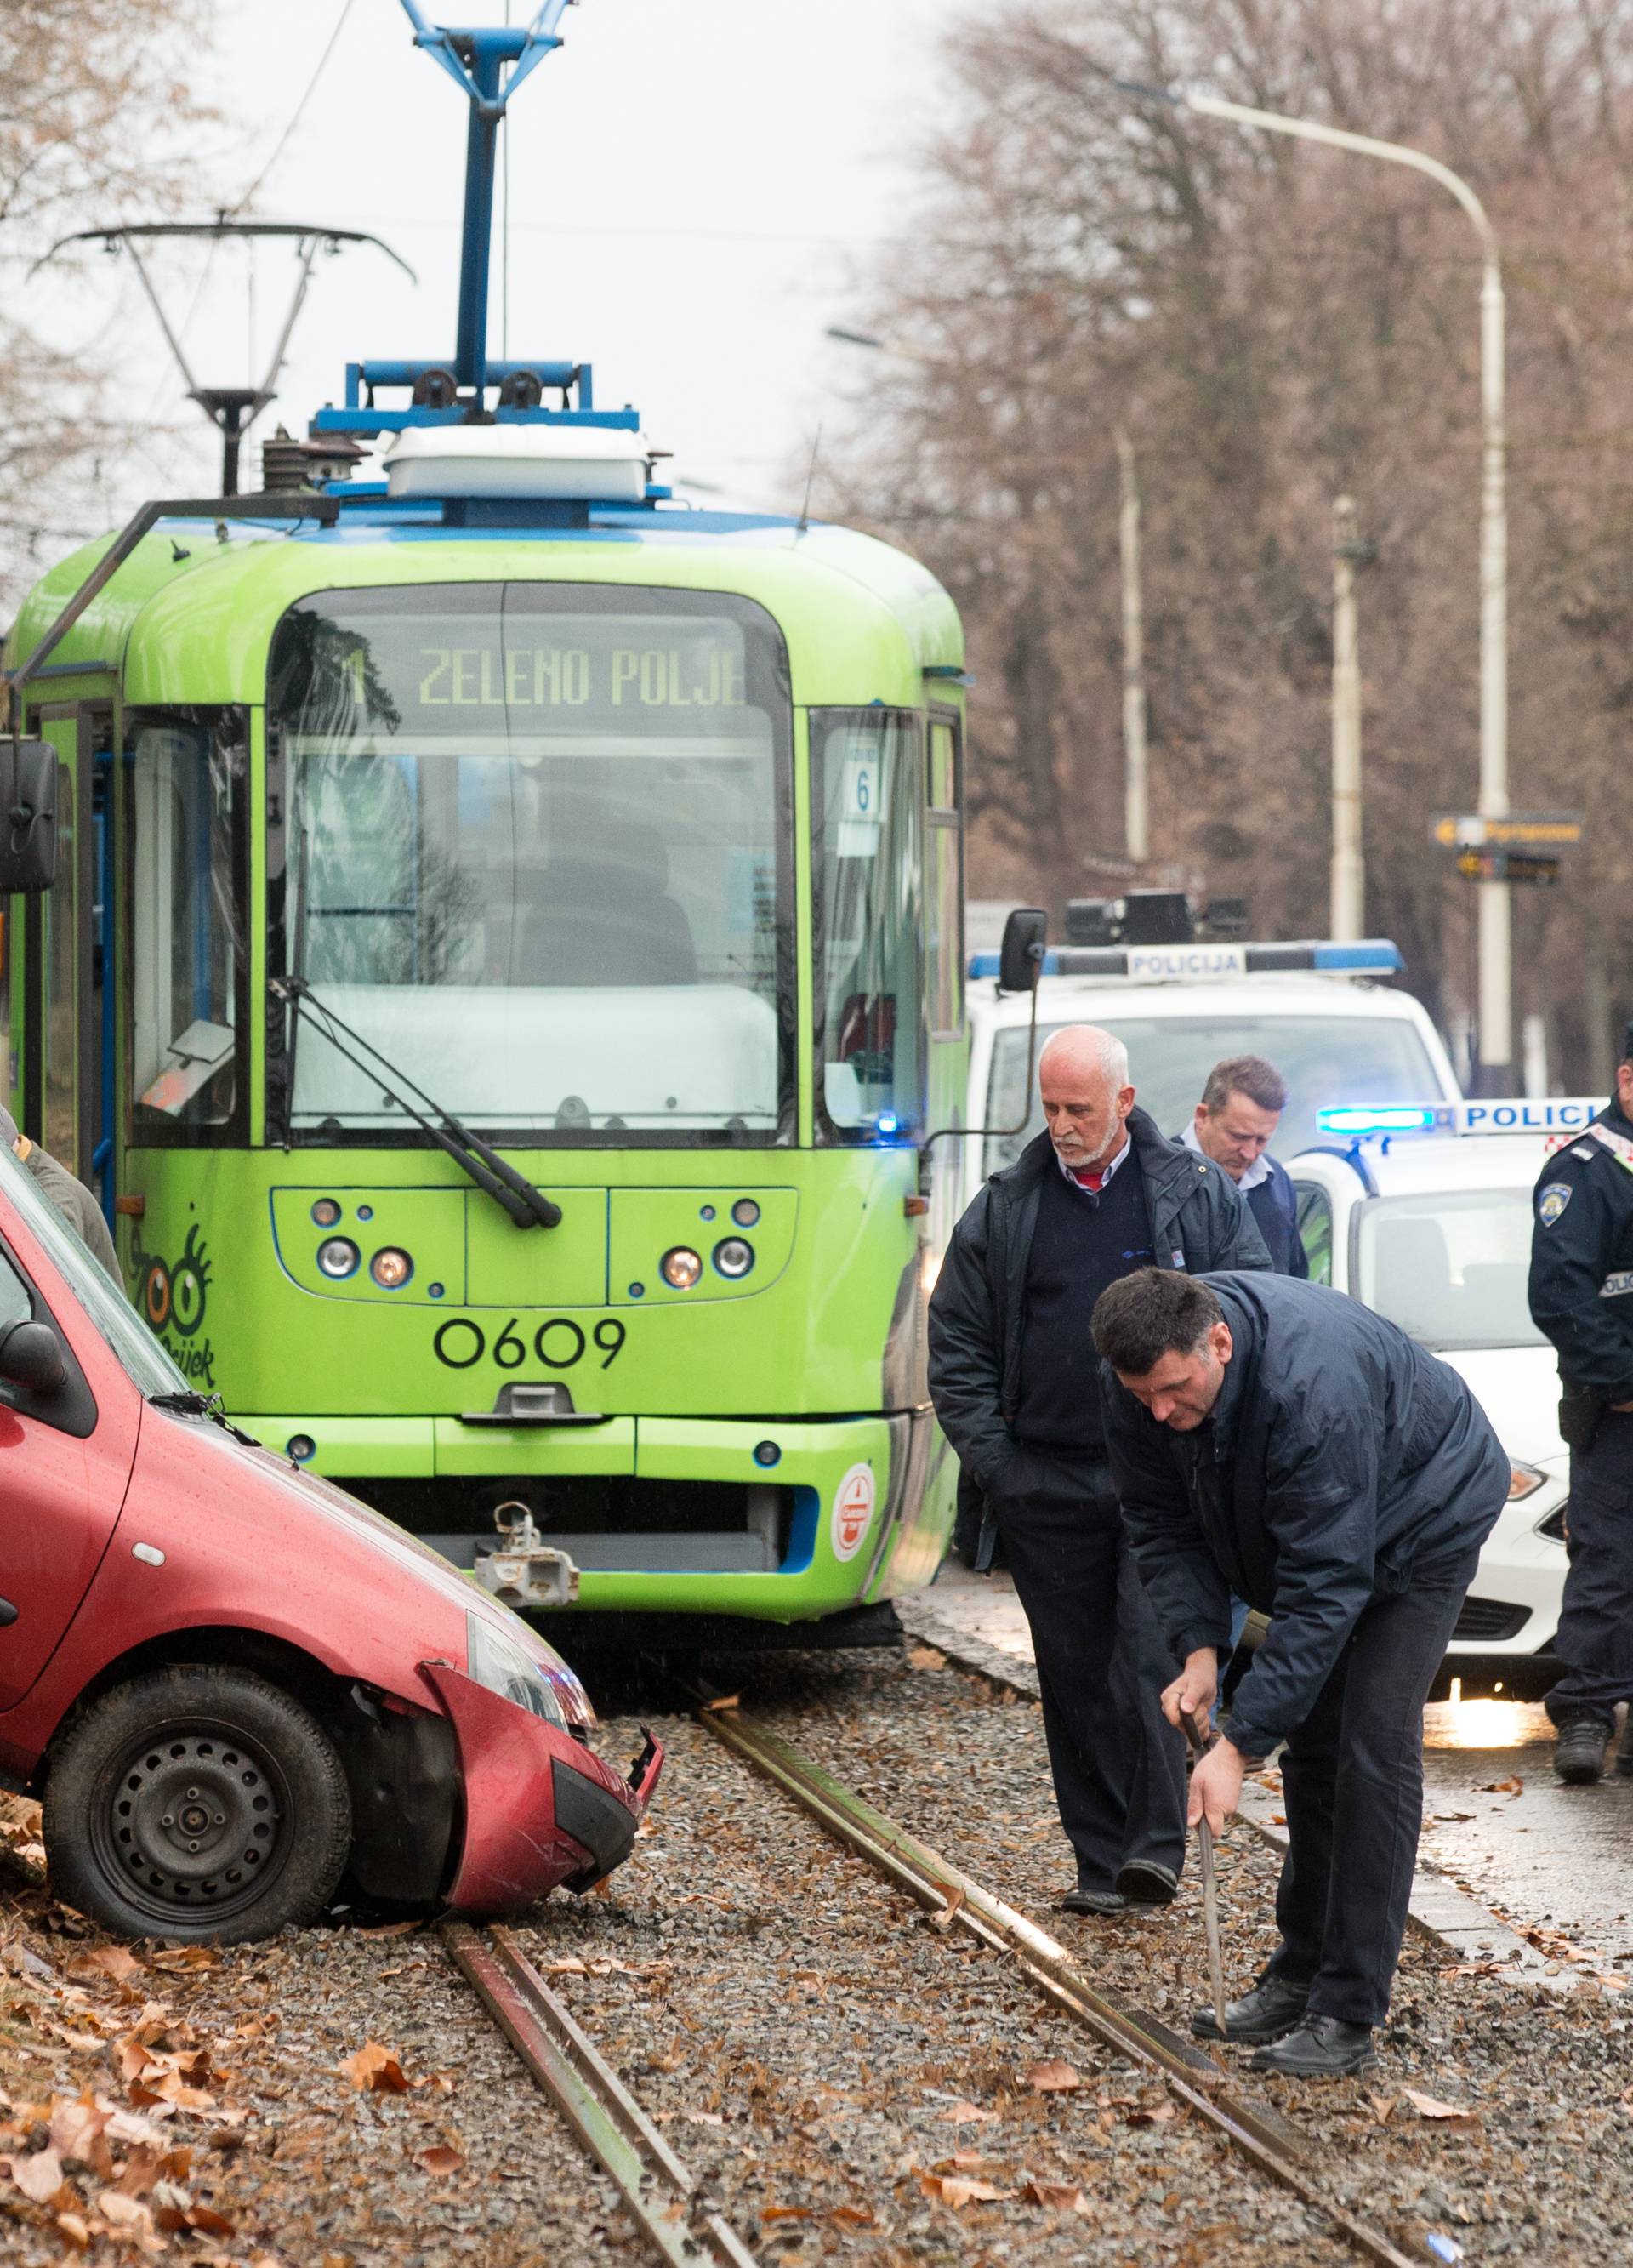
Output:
top-left (43, 1666), bottom-right (351, 1944)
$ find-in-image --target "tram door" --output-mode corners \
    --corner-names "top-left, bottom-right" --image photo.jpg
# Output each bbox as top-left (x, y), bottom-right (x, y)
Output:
top-left (18, 706), bottom-right (112, 1222)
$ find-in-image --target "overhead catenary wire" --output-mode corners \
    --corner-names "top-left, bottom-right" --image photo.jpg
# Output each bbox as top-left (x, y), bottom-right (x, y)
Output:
top-left (228, 0), bottom-right (360, 217)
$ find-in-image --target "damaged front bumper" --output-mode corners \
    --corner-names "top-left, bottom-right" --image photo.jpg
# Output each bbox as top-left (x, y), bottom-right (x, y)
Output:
top-left (420, 1660), bottom-right (663, 1915)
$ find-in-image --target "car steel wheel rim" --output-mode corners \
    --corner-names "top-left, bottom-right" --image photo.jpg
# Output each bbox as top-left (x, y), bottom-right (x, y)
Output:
top-left (89, 1716), bottom-right (297, 1927)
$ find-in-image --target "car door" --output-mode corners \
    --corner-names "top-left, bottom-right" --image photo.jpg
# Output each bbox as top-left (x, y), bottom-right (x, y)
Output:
top-left (0, 1234), bottom-right (134, 1707)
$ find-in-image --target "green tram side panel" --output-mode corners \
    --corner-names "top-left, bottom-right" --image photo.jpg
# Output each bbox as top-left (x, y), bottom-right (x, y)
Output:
top-left (12, 514), bottom-right (966, 1621)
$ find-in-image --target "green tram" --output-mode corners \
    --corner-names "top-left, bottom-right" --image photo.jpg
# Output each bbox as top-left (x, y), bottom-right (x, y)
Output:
top-left (0, 6), bottom-right (982, 1646)
top-left (4, 503), bottom-right (970, 1640)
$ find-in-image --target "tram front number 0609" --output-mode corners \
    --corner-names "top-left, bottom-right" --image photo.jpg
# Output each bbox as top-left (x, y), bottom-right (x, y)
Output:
top-left (432, 1316), bottom-right (626, 1371)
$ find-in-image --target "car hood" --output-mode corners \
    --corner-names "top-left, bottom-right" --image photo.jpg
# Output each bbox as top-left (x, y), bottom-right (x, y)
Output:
top-left (1432, 1345), bottom-right (1562, 1464)
top-left (151, 1410), bottom-right (589, 1707)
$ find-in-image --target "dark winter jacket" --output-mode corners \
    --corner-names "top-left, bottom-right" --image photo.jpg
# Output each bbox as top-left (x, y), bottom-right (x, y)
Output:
top-left (928, 1113), bottom-right (1271, 1557)
top-left (1101, 1271), bottom-right (1509, 1759)
top-left (1246, 1157), bottom-right (1308, 1279)
top-left (1528, 1101), bottom-right (1633, 1399)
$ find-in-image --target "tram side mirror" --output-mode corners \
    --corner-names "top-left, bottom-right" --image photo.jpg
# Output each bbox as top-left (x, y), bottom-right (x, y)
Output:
top-left (0, 740), bottom-right (58, 894)
top-left (0, 1319), bottom-right (65, 1395)
top-left (997, 907), bottom-right (1048, 994)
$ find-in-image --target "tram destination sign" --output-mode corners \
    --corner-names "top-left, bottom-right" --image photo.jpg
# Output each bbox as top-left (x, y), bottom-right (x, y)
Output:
top-left (1431, 811), bottom-right (1583, 849)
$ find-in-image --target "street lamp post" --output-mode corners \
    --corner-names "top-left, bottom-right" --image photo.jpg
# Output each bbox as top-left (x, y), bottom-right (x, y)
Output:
top-left (1119, 81), bottom-right (1511, 1080)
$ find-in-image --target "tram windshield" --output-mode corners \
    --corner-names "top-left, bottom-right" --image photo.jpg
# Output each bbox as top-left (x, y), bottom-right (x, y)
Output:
top-left (269, 585), bottom-right (792, 1140)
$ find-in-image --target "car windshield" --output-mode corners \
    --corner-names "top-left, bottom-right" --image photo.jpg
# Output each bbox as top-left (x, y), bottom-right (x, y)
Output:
top-left (984, 1010), bottom-right (1443, 1175)
top-left (1353, 1188), bottom-right (1545, 1350)
top-left (269, 584), bottom-right (793, 1142)
top-left (0, 1148), bottom-right (186, 1395)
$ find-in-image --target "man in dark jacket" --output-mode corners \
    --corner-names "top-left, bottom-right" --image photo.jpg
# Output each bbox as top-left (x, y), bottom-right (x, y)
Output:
top-left (928, 1026), bottom-right (1270, 1918)
top-left (1095, 1268), bottom-right (1508, 2076)
top-left (1181, 1055), bottom-right (1307, 1277)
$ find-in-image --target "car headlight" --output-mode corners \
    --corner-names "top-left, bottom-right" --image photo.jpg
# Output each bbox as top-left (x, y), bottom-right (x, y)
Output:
top-left (464, 1612), bottom-right (568, 1730)
top-left (1508, 1462), bottom-right (1545, 1500)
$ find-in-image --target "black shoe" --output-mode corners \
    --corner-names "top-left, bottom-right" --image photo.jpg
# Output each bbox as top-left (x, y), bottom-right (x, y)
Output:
top-left (1249, 2016), bottom-right (1377, 2077)
top-left (1061, 1883), bottom-right (1126, 1915)
top-left (1192, 1974), bottom-right (1310, 2044)
top-left (1554, 1718), bottom-right (1612, 1785)
top-left (1114, 1861), bottom-right (1179, 1906)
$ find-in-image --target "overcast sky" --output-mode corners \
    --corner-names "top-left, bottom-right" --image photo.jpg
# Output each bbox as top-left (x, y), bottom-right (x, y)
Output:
top-left (38, 0), bottom-right (956, 519)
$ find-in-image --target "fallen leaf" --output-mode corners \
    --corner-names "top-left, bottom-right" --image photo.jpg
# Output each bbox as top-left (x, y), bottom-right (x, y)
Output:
top-left (1022, 2177), bottom-right (1091, 2214)
top-left (55, 2211), bottom-right (91, 2249)
top-left (356, 1920), bottom-right (421, 1939)
top-left (341, 2042), bottom-right (411, 2094)
top-left (683, 2109), bottom-right (725, 2127)
top-left (1433, 1813), bottom-right (1477, 1824)
top-left (908, 1644), bottom-right (947, 1670)
top-left (414, 2145), bottom-right (466, 2177)
top-left (49, 2091), bottom-right (113, 2178)
top-left (1126, 2104), bottom-right (1177, 2126)
top-left (699, 1693), bottom-right (740, 1713)
top-left (66, 1946), bottom-right (144, 1986)
top-left (5, 2146), bottom-right (65, 2202)
top-left (156, 2201), bottom-right (235, 2236)
top-left (1364, 2091), bottom-right (1396, 2126)
top-left (1402, 2088), bottom-right (1480, 2131)
top-left (148, 1946), bottom-right (219, 1973)
top-left (95, 2191), bottom-right (154, 2232)
top-left (761, 2206), bottom-right (815, 2222)
top-left (1482, 1775), bottom-right (1523, 1796)
top-left (937, 2101), bottom-right (999, 2124)
top-left (828, 2205), bottom-right (874, 2226)
top-left (919, 2171), bottom-right (1013, 2208)
top-left (1022, 2059), bottom-right (1081, 2094)
top-left (929, 1886), bottom-right (966, 1935)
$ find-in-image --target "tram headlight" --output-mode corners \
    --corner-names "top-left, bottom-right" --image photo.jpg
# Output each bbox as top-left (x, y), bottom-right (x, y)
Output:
top-left (370, 1247), bottom-right (413, 1289)
top-left (661, 1246), bottom-right (703, 1290)
top-left (713, 1236), bottom-right (754, 1279)
top-left (316, 1237), bottom-right (360, 1279)
top-left (310, 1197), bottom-right (342, 1228)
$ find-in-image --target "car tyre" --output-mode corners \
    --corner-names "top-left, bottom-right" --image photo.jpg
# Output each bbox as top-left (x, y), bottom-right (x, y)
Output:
top-left (43, 1666), bottom-right (351, 1944)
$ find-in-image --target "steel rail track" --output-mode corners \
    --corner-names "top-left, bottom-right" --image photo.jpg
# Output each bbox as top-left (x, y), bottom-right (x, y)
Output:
top-left (441, 1921), bottom-right (760, 2268)
top-left (692, 1697), bottom-right (1434, 2268)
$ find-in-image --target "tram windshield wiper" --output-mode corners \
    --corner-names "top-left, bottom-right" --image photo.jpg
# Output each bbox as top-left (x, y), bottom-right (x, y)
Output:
top-left (270, 977), bottom-right (562, 1231)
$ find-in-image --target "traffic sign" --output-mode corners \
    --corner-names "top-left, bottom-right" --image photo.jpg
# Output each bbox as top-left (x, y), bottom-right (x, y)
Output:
top-left (1454, 848), bottom-right (1559, 886)
top-left (1432, 812), bottom-right (1582, 849)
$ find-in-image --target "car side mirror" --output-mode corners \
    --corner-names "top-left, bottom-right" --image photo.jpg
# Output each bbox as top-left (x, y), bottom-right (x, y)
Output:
top-left (0, 739), bottom-right (58, 894)
top-left (0, 1319), bottom-right (65, 1394)
top-left (998, 907), bottom-right (1048, 994)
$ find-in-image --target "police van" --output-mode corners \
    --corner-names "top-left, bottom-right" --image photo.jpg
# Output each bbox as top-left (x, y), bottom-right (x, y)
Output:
top-left (961, 929), bottom-right (1460, 1210)
top-left (1289, 1097), bottom-right (1590, 1690)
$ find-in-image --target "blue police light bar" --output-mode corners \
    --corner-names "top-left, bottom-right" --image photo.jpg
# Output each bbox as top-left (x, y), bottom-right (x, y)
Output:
top-left (1317, 1104), bottom-right (1449, 1136)
top-left (967, 938), bottom-right (1405, 982)
top-left (1317, 1097), bottom-right (1607, 1139)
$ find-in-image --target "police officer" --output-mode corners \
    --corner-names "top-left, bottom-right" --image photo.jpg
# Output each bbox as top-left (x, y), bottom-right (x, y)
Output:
top-left (1528, 1026), bottom-right (1633, 1784)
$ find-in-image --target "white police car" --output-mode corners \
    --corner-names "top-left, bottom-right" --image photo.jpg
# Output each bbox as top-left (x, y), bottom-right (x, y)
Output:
top-left (961, 935), bottom-right (1459, 1211)
top-left (1289, 1097), bottom-right (1595, 1689)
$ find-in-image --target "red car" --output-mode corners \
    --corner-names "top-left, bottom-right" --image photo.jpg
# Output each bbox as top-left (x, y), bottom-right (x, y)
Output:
top-left (0, 1148), bottom-right (660, 1941)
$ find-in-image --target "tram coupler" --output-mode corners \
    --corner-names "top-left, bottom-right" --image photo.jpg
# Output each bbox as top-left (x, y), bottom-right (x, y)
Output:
top-left (472, 1501), bottom-right (580, 1610)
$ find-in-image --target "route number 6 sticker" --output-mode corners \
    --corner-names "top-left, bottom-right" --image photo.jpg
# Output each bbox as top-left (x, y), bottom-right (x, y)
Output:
top-left (831, 1462), bottom-right (876, 1561)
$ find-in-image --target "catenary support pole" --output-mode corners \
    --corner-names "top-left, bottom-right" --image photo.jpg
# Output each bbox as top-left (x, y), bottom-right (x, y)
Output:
top-left (1113, 78), bottom-right (1512, 1076)
top-left (1117, 431), bottom-right (1149, 864)
top-left (1330, 495), bottom-right (1363, 941)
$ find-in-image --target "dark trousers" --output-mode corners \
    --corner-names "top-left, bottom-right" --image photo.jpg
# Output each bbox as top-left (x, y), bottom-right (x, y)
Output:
top-left (995, 1458), bottom-right (1187, 1892)
top-left (1266, 1545), bottom-right (1480, 2027)
top-left (1545, 1409), bottom-right (1633, 1729)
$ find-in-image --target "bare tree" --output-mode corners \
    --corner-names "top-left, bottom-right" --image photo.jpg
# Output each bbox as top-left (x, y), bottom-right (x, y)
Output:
top-left (833, 0), bottom-right (1633, 1085)
top-left (0, 0), bottom-right (215, 592)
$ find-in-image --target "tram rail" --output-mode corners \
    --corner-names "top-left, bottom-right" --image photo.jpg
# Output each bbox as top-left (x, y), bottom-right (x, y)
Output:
top-left (441, 1921), bottom-right (760, 2268)
top-left (690, 1693), bottom-right (1436, 2268)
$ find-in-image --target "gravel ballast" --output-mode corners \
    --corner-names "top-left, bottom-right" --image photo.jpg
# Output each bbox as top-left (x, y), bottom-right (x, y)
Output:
top-left (3, 1641), bottom-right (1631, 2264)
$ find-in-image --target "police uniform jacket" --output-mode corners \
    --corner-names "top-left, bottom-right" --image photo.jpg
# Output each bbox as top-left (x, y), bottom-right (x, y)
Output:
top-left (927, 1112), bottom-right (1271, 1519)
top-left (1528, 1099), bottom-right (1633, 1399)
top-left (1101, 1272), bottom-right (1509, 1760)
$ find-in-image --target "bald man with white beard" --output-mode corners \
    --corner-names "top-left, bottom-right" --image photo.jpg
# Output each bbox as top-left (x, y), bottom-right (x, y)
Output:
top-left (929, 1025), bottom-right (1271, 1914)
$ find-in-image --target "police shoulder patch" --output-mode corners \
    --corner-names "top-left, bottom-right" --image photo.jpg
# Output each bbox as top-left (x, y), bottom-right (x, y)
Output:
top-left (1539, 1182), bottom-right (1573, 1227)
